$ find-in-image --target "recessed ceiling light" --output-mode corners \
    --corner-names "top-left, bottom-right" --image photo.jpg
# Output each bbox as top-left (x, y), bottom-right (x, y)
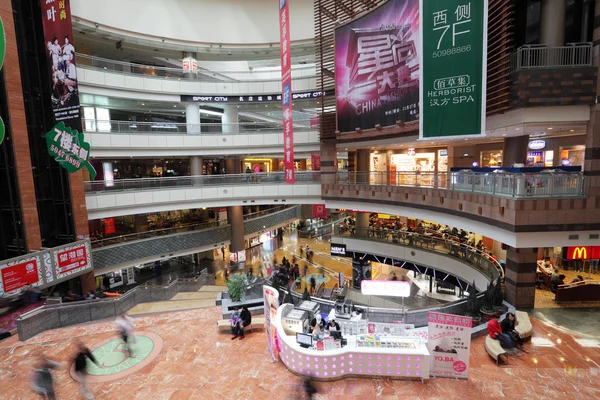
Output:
top-left (570, 129), bottom-right (574, 132)
top-left (141, 103), bottom-right (145, 105)
top-left (502, 134), bottom-right (507, 136)
top-left (515, 128), bottom-right (520, 130)
top-left (548, 127), bottom-right (553, 130)
top-left (464, 139), bottom-right (468, 141)
top-left (174, 105), bottom-right (177, 107)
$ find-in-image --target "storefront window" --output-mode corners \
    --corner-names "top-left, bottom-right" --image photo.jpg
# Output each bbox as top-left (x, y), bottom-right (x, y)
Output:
top-left (437, 150), bottom-right (448, 172)
top-left (560, 146), bottom-right (585, 167)
top-left (480, 150), bottom-right (503, 167)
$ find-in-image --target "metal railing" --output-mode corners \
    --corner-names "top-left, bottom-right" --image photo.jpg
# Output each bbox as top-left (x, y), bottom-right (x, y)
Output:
top-left (509, 43), bottom-right (593, 72)
top-left (90, 205), bottom-right (291, 248)
top-left (85, 171), bottom-right (321, 193)
top-left (334, 226), bottom-right (504, 281)
top-left (82, 119), bottom-right (319, 135)
top-left (335, 171), bottom-right (585, 198)
top-left (76, 53), bottom-right (318, 82)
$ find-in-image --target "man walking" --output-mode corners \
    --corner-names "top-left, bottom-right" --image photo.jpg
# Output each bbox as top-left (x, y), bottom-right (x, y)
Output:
top-left (73, 342), bottom-right (100, 399)
top-left (116, 314), bottom-right (136, 357)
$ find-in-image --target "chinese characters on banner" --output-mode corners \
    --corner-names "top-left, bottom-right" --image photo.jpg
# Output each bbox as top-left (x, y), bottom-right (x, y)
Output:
top-left (0, 260), bottom-right (39, 293)
top-left (335, 0), bottom-right (420, 133)
top-left (311, 153), bottom-right (321, 170)
top-left (427, 312), bottom-right (472, 379)
top-left (104, 218), bottom-right (116, 235)
top-left (45, 122), bottom-right (96, 180)
top-left (263, 285), bottom-right (280, 361)
top-left (421, 0), bottom-right (487, 138)
top-left (56, 244), bottom-right (88, 274)
top-left (40, 0), bottom-right (81, 124)
top-left (279, 0), bottom-right (294, 184)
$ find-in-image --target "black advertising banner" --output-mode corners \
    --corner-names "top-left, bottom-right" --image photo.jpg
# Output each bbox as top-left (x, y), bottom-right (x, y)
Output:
top-left (41, 0), bottom-right (80, 124)
top-left (334, 0), bottom-right (419, 133)
top-left (180, 90), bottom-right (329, 103)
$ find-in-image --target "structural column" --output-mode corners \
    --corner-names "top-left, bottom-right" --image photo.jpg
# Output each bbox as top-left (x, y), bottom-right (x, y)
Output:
top-left (502, 136), bottom-right (529, 167)
top-left (320, 141), bottom-right (337, 185)
top-left (222, 105), bottom-right (239, 134)
top-left (504, 247), bottom-right (537, 308)
top-left (356, 149), bottom-right (370, 184)
top-left (225, 157), bottom-right (242, 175)
top-left (355, 212), bottom-right (369, 238)
top-left (540, 0), bottom-right (566, 46)
top-left (227, 205), bottom-right (245, 268)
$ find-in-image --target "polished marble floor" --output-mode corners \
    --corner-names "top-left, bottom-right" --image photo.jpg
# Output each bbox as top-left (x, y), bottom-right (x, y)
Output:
top-left (1, 306), bottom-right (599, 399)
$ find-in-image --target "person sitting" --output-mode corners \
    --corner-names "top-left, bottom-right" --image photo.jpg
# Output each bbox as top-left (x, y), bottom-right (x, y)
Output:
top-left (488, 315), bottom-right (521, 356)
top-left (550, 274), bottom-right (566, 293)
top-left (501, 312), bottom-right (526, 352)
top-left (86, 291), bottom-right (96, 300)
top-left (390, 272), bottom-right (398, 281)
top-left (570, 275), bottom-right (584, 284)
top-left (236, 306), bottom-right (252, 340)
top-left (230, 308), bottom-right (242, 340)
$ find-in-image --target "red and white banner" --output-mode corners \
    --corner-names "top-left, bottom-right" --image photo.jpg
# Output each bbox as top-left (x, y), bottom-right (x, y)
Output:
top-left (312, 204), bottom-right (328, 219)
top-left (311, 153), bottom-right (321, 170)
top-left (427, 312), bottom-right (472, 379)
top-left (56, 244), bottom-right (88, 274)
top-left (279, 0), bottom-right (294, 184)
top-left (1, 260), bottom-right (39, 293)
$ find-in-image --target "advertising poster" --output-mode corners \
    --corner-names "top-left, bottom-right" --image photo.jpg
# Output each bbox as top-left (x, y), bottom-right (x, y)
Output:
top-left (263, 285), bottom-right (280, 361)
top-left (53, 241), bottom-right (92, 280)
top-left (104, 217), bottom-right (116, 235)
top-left (420, 0), bottom-right (487, 138)
top-left (0, 260), bottom-right (39, 293)
top-left (279, 0), bottom-right (295, 184)
top-left (312, 204), bottom-right (328, 219)
top-left (427, 311), bottom-right (472, 379)
top-left (311, 153), bottom-right (321, 171)
top-left (335, 0), bottom-right (420, 133)
top-left (45, 122), bottom-right (96, 180)
top-left (40, 0), bottom-right (81, 124)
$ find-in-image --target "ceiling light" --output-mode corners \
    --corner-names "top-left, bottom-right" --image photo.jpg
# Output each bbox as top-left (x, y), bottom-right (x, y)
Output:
top-left (502, 134), bottom-right (506, 136)
top-left (548, 127), bottom-right (553, 130)
top-left (515, 128), bottom-right (520, 130)
top-left (570, 129), bottom-right (574, 132)
top-left (142, 103), bottom-right (145, 106)
top-left (173, 105), bottom-right (177, 107)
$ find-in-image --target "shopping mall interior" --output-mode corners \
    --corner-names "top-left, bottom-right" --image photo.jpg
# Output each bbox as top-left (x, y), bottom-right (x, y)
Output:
top-left (1, 0), bottom-right (600, 398)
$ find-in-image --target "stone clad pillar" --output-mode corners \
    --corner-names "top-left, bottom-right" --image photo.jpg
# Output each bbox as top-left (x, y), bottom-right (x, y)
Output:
top-left (222, 105), bottom-right (239, 134)
top-left (504, 247), bottom-right (537, 308)
top-left (356, 149), bottom-right (370, 183)
top-left (540, 0), bottom-right (566, 46)
top-left (227, 205), bottom-right (245, 268)
top-left (502, 136), bottom-right (529, 167)
top-left (355, 212), bottom-right (370, 237)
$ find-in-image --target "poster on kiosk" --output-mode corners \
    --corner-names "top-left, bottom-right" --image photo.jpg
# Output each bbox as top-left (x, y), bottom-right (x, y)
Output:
top-left (427, 311), bottom-right (472, 378)
top-left (263, 285), bottom-right (280, 361)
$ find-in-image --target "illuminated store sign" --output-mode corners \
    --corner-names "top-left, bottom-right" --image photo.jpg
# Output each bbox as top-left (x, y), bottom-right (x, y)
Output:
top-left (566, 246), bottom-right (600, 260)
top-left (330, 243), bottom-right (347, 257)
top-left (528, 140), bottom-right (546, 150)
top-left (180, 91), bottom-right (329, 103)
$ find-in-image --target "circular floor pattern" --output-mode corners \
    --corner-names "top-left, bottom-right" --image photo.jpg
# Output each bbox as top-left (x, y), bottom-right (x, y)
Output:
top-left (304, 273), bottom-right (330, 286)
top-left (69, 331), bottom-right (163, 383)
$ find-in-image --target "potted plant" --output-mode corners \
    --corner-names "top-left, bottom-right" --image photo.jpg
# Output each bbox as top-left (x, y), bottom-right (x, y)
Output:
top-left (492, 278), bottom-right (507, 316)
top-left (227, 274), bottom-right (246, 302)
top-left (464, 281), bottom-right (481, 326)
top-left (479, 278), bottom-right (498, 322)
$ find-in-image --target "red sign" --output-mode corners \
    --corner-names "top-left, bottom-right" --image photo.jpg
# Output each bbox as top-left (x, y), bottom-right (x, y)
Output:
top-left (57, 244), bottom-right (88, 274)
top-left (310, 116), bottom-right (320, 129)
top-left (41, 0), bottom-right (81, 125)
top-left (1, 260), bottom-right (39, 293)
top-left (279, 0), bottom-right (294, 184)
top-left (311, 153), bottom-right (321, 171)
top-left (313, 204), bottom-right (328, 219)
top-left (566, 246), bottom-right (600, 260)
top-left (104, 217), bottom-right (116, 235)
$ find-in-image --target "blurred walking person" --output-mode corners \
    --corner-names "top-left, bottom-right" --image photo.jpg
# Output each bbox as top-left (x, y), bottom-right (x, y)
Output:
top-left (30, 356), bottom-right (62, 400)
top-left (303, 378), bottom-right (317, 399)
top-left (116, 314), bottom-right (136, 357)
top-left (73, 342), bottom-right (100, 399)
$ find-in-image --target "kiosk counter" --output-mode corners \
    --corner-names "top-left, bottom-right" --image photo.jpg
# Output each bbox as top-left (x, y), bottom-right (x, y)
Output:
top-left (275, 304), bottom-right (430, 381)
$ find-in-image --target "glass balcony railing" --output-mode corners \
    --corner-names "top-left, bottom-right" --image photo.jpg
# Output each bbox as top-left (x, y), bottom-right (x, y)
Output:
top-left (85, 171), bottom-right (322, 193)
top-left (82, 119), bottom-right (319, 135)
top-left (334, 226), bottom-right (504, 281)
top-left (76, 53), bottom-right (318, 83)
top-left (335, 171), bottom-right (586, 198)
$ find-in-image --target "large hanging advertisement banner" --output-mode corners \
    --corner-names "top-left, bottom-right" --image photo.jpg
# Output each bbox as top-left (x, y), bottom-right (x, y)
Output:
top-left (0, 259), bottom-right (40, 293)
top-left (427, 311), bottom-right (472, 379)
top-left (41, 0), bottom-right (80, 124)
top-left (279, 0), bottom-right (295, 184)
top-left (335, 0), bottom-right (420, 133)
top-left (420, 0), bottom-right (487, 138)
top-left (263, 285), bottom-right (280, 361)
top-left (52, 241), bottom-right (92, 280)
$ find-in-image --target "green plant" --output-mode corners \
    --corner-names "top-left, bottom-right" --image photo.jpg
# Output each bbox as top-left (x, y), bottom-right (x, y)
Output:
top-left (480, 279), bottom-right (496, 313)
top-left (465, 281), bottom-right (480, 318)
top-left (492, 278), bottom-right (504, 310)
top-left (227, 274), bottom-right (246, 302)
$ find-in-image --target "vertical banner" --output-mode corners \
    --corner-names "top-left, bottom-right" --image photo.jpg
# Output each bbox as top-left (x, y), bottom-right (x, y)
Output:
top-left (312, 204), bottom-right (328, 219)
top-left (279, 0), bottom-right (294, 184)
top-left (427, 312), bottom-right (472, 379)
top-left (40, 0), bottom-right (80, 124)
top-left (334, 0), bottom-right (420, 133)
top-left (263, 285), bottom-right (280, 361)
top-left (311, 153), bottom-right (321, 171)
top-left (420, 0), bottom-right (487, 138)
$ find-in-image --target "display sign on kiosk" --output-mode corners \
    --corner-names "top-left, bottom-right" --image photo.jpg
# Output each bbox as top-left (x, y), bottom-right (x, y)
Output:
top-left (296, 332), bottom-right (313, 348)
top-left (330, 243), bottom-right (347, 257)
top-left (361, 280), bottom-right (411, 297)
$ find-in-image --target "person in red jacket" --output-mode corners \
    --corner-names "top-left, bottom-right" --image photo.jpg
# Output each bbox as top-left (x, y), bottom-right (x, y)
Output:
top-left (488, 315), bottom-right (519, 355)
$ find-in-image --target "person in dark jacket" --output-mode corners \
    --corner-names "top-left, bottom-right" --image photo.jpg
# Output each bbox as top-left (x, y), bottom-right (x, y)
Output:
top-left (501, 312), bottom-right (526, 351)
top-left (30, 356), bottom-right (62, 399)
top-left (73, 342), bottom-right (100, 399)
top-left (237, 305), bottom-right (252, 340)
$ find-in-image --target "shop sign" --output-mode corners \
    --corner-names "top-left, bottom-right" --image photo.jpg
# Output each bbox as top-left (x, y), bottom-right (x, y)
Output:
top-left (1, 259), bottom-right (39, 293)
top-left (361, 280), bottom-right (411, 297)
top-left (311, 153), bottom-right (321, 170)
top-left (566, 246), bottom-right (600, 260)
top-left (104, 217), bottom-right (116, 235)
top-left (421, 1), bottom-right (488, 138)
top-left (41, 0), bottom-right (81, 124)
top-left (182, 57), bottom-right (197, 72)
top-left (56, 244), bottom-right (88, 274)
top-left (330, 243), bottom-right (347, 257)
top-left (180, 91), bottom-right (328, 103)
top-left (427, 312), bottom-right (472, 378)
top-left (263, 285), bottom-right (280, 361)
top-left (45, 122), bottom-right (97, 180)
top-left (312, 204), bottom-right (328, 219)
top-left (279, 0), bottom-right (294, 184)
top-left (528, 140), bottom-right (546, 150)
top-left (407, 148), bottom-right (416, 156)
top-left (334, 0), bottom-right (419, 133)
top-left (439, 150), bottom-right (448, 156)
